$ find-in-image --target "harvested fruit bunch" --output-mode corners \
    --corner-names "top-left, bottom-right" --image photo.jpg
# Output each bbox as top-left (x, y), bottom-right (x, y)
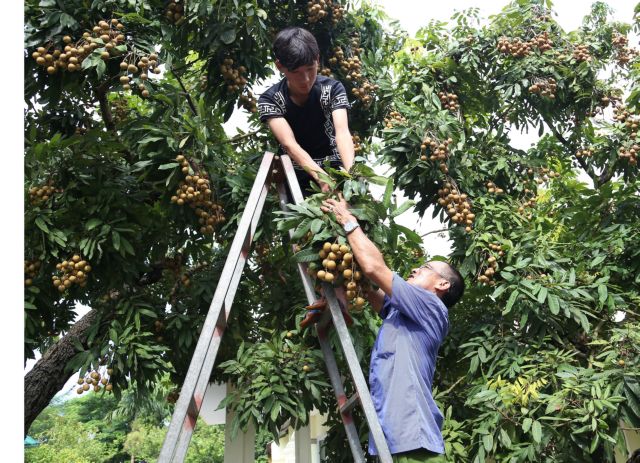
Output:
top-left (52, 254), bottom-right (92, 292)
top-left (170, 153), bottom-right (226, 234)
top-left (306, 241), bottom-right (370, 312)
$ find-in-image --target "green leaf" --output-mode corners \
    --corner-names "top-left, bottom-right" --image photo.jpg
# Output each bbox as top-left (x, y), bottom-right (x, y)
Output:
top-left (537, 286), bottom-right (548, 304)
top-left (531, 420), bottom-right (542, 443)
top-left (391, 200), bottom-right (415, 218)
top-left (86, 218), bottom-right (102, 230)
top-left (159, 162), bottom-right (180, 170)
top-left (597, 285), bottom-right (607, 305)
top-left (35, 217), bottom-right (49, 233)
top-left (503, 290), bottom-right (519, 315)
top-left (548, 294), bottom-right (560, 315)
top-left (220, 28), bottom-right (237, 44)
top-left (482, 434), bottom-right (493, 452)
top-left (522, 417), bottom-right (532, 433)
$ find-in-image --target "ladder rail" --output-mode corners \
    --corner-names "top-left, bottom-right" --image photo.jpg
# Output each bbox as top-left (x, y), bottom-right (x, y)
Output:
top-left (275, 178), bottom-right (366, 462)
top-left (279, 155), bottom-right (393, 463)
top-left (159, 152), bottom-right (393, 463)
top-left (158, 151), bottom-right (275, 462)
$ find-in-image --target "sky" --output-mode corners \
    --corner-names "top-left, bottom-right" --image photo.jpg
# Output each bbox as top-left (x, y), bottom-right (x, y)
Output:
top-left (11, 0), bottom-right (638, 459)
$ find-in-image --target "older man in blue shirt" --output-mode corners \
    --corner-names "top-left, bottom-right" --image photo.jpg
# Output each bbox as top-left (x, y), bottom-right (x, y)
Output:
top-left (323, 195), bottom-right (465, 462)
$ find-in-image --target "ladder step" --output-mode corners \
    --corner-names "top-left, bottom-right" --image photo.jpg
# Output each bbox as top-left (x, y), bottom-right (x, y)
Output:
top-left (340, 392), bottom-right (360, 415)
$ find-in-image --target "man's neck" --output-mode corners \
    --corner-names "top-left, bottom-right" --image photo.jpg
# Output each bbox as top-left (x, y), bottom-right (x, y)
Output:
top-left (287, 84), bottom-right (309, 106)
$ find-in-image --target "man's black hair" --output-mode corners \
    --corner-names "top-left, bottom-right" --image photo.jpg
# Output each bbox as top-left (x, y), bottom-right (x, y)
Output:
top-left (440, 262), bottom-right (465, 308)
top-left (273, 27), bottom-right (319, 71)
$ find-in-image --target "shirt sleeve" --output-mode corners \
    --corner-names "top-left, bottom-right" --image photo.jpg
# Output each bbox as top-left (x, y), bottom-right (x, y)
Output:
top-left (258, 90), bottom-right (285, 123)
top-left (387, 273), bottom-right (449, 330)
top-left (330, 80), bottom-right (351, 111)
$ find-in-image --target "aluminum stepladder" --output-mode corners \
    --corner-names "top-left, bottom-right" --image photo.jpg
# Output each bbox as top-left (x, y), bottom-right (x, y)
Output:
top-left (158, 151), bottom-right (393, 463)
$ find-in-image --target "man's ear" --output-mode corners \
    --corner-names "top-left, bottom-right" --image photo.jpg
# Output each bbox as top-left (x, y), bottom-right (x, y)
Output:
top-left (275, 59), bottom-right (284, 72)
top-left (435, 278), bottom-right (451, 292)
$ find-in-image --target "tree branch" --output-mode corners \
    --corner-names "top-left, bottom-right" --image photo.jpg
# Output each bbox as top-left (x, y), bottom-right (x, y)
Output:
top-left (96, 86), bottom-right (116, 132)
top-left (171, 68), bottom-right (197, 116)
top-left (222, 129), bottom-right (261, 145)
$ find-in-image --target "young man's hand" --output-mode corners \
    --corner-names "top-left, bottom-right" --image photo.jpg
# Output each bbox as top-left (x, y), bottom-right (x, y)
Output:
top-left (321, 194), bottom-right (355, 225)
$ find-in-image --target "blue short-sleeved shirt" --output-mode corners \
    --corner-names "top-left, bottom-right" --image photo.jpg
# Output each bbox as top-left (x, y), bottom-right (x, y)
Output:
top-left (368, 273), bottom-right (449, 456)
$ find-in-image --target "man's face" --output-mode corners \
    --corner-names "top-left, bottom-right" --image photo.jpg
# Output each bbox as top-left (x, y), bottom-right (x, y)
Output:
top-left (276, 59), bottom-right (318, 96)
top-left (407, 261), bottom-right (451, 295)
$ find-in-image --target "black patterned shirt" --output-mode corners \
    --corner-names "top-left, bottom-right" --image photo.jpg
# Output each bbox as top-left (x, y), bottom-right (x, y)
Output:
top-left (258, 75), bottom-right (351, 166)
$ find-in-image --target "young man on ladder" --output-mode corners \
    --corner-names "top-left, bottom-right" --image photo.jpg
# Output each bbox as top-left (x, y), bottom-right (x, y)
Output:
top-left (258, 26), bottom-right (356, 328)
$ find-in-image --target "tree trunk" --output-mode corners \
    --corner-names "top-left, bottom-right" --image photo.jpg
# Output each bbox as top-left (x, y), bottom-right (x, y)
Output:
top-left (24, 308), bottom-right (101, 435)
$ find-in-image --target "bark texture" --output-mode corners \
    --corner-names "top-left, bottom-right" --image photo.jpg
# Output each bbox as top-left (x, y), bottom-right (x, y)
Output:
top-left (24, 308), bottom-right (100, 435)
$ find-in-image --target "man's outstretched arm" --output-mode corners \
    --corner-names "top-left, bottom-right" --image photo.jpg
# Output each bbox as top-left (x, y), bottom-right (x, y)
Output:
top-left (322, 195), bottom-right (393, 313)
top-left (332, 108), bottom-right (355, 172)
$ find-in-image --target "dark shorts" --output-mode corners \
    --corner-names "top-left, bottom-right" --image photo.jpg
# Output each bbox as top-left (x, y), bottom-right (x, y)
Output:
top-left (392, 449), bottom-right (447, 463)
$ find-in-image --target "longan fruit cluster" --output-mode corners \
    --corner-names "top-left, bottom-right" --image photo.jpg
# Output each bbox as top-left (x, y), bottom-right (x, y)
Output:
top-left (352, 134), bottom-right (363, 155)
top-left (76, 367), bottom-right (114, 395)
top-left (52, 255), bottom-right (92, 292)
top-left (528, 77), bottom-right (557, 99)
top-left (530, 32), bottom-right (553, 52)
top-left (220, 58), bottom-right (249, 93)
top-left (32, 19), bottom-right (126, 75)
top-left (28, 182), bottom-right (61, 205)
top-left (238, 91), bottom-right (257, 113)
top-left (319, 67), bottom-right (333, 77)
top-left (497, 37), bottom-right (532, 57)
top-left (485, 181), bottom-right (504, 195)
top-left (572, 44), bottom-right (592, 62)
top-left (24, 259), bottom-right (41, 287)
top-left (384, 110), bottom-right (407, 128)
top-left (170, 153), bottom-right (226, 235)
top-left (477, 253), bottom-right (500, 285)
top-left (307, 0), bottom-right (328, 23)
top-left (165, 0), bottom-right (185, 24)
top-left (575, 147), bottom-right (594, 158)
top-left (307, 242), bottom-right (369, 311)
top-left (614, 106), bottom-right (639, 138)
top-left (420, 136), bottom-right (453, 174)
top-left (331, 37), bottom-right (377, 106)
top-left (330, 2), bottom-right (345, 25)
top-left (534, 167), bottom-right (559, 184)
top-left (437, 182), bottom-right (475, 233)
top-left (438, 91), bottom-right (460, 112)
top-left (118, 52), bottom-right (160, 98)
top-left (517, 195), bottom-right (537, 216)
top-left (612, 32), bottom-right (638, 66)
top-left (618, 144), bottom-right (639, 165)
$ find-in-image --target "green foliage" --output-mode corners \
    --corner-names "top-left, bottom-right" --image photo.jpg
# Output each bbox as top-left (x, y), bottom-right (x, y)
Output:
top-left (375, 1), bottom-right (640, 461)
top-left (24, 0), bottom-right (640, 460)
